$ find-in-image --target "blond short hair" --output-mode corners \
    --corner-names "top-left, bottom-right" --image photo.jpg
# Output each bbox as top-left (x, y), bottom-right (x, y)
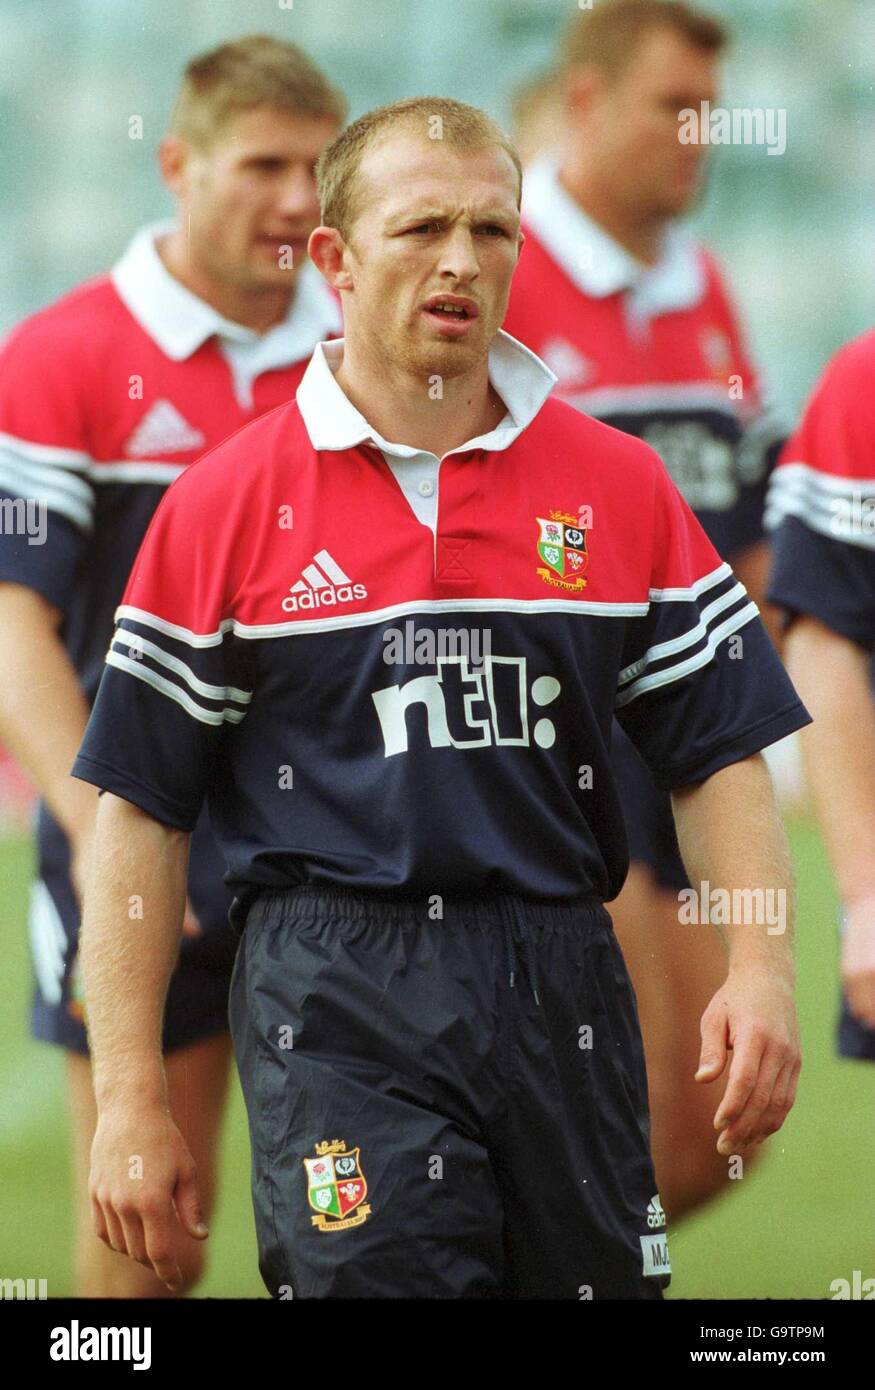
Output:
top-left (167, 34), bottom-right (346, 149)
top-left (315, 97), bottom-right (522, 241)
top-left (563, 0), bottom-right (727, 78)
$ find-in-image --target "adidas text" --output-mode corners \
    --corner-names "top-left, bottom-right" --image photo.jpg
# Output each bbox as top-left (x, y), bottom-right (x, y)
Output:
top-left (282, 582), bottom-right (367, 613)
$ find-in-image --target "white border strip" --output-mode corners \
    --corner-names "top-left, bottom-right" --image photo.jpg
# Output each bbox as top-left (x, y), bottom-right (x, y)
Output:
top-left (112, 629), bottom-right (252, 704)
top-left (115, 595), bottom-right (652, 645)
top-left (616, 603), bottom-right (759, 707)
top-left (106, 651), bottom-right (247, 725)
top-left (618, 581), bottom-right (751, 687)
top-left (649, 561), bottom-right (732, 604)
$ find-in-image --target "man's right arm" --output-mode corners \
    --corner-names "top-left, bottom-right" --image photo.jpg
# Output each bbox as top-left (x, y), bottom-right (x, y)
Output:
top-left (0, 583), bottom-right (97, 897)
top-left (784, 615), bottom-right (875, 1028)
top-left (765, 336), bottom-right (875, 1029)
top-left (0, 582), bottom-right (201, 931)
top-left (82, 790), bottom-right (208, 1290)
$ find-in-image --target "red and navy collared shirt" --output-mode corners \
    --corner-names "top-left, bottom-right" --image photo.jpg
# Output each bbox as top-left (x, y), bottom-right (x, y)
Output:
top-left (72, 330), bottom-right (810, 928)
top-left (0, 223), bottom-right (340, 930)
top-left (503, 158), bottom-right (785, 561)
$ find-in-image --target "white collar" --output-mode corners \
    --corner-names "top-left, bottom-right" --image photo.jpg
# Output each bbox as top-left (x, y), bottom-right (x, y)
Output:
top-left (110, 221), bottom-right (342, 363)
top-left (296, 330), bottom-right (557, 458)
top-left (521, 156), bottom-right (706, 316)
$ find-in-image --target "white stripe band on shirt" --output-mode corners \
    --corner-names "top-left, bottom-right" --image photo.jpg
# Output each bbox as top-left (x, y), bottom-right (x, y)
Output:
top-left (765, 463), bottom-right (875, 551)
top-left (0, 450), bottom-right (95, 503)
top-left (0, 431), bottom-right (90, 469)
top-left (106, 651), bottom-right (248, 725)
top-left (618, 580), bottom-right (751, 688)
top-left (89, 461), bottom-right (188, 484)
top-left (115, 605), bottom-right (234, 647)
top-left (115, 596), bottom-right (652, 646)
top-left (560, 382), bottom-right (742, 419)
top-left (649, 561), bottom-right (733, 604)
top-left (769, 462), bottom-right (875, 497)
top-left (112, 628), bottom-right (252, 705)
top-left (615, 601), bottom-right (759, 708)
top-left (0, 456), bottom-right (94, 530)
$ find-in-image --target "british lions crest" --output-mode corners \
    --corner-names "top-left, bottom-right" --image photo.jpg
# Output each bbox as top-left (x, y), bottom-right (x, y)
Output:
top-left (536, 510), bottom-right (589, 592)
top-left (303, 1140), bottom-right (371, 1233)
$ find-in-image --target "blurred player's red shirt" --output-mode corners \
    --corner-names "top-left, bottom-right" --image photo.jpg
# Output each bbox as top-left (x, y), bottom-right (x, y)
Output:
top-left (0, 220), bottom-right (341, 984)
top-left (503, 157), bottom-right (783, 560)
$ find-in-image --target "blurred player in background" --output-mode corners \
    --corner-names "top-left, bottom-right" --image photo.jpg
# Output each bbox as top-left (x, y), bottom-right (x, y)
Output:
top-left (0, 34), bottom-right (344, 1296)
top-left (767, 334), bottom-right (875, 1062)
top-left (503, 0), bottom-right (787, 1220)
top-left (509, 67), bottom-right (565, 168)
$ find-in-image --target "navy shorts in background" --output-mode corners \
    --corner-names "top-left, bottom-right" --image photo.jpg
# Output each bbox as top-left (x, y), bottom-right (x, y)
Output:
top-left (230, 884), bottom-right (671, 1300)
top-left (838, 995), bottom-right (875, 1062)
top-left (28, 807), bottom-right (238, 1055)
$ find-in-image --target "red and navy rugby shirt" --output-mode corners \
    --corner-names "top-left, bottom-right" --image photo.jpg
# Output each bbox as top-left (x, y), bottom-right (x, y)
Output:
top-left (0, 222), bottom-right (340, 932)
top-left (72, 330), bottom-right (809, 927)
top-left (503, 158), bottom-right (785, 559)
top-left (767, 330), bottom-right (875, 647)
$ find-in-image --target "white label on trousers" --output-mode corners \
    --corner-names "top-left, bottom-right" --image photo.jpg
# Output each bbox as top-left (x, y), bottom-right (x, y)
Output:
top-left (640, 1232), bottom-right (672, 1277)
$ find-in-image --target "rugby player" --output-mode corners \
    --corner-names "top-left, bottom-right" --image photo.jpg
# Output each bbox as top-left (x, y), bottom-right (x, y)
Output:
top-left (767, 332), bottom-right (875, 1060)
top-left (502, 0), bottom-right (788, 1220)
top-left (510, 68), bottom-right (564, 168)
top-left (73, 98), bottom-right (807, 1299)
top-left (0, 35), bottom-right (344, 1296)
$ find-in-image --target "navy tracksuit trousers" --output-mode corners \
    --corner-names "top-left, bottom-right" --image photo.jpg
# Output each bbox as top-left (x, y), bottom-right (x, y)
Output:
top-left (229, 884), bottom-right (670, 1299)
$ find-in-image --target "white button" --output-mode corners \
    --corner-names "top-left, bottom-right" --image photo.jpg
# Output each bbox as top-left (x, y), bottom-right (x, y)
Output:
top-left (418, 479), bottom-right (435, 497)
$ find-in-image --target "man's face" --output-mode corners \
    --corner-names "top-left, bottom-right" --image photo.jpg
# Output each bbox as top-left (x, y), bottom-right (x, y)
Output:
top-left (172, 105), bottom-right (339, 290)
top-left (337, 132), bottom-right (523, 380)
top-left (571, 28), bottom-right (720, 219)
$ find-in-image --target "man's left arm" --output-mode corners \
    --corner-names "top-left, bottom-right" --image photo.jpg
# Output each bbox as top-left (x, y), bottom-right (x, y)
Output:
top-left (671, 753), bottom-right (800, 1157)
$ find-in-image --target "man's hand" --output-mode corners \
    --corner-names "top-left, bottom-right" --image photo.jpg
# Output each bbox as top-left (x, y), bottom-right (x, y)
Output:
top-left (695, 964), bottom-right (801, 1156)
top-left (842, 896), bottom-right (875, 1029)
top-left (90, 1105), bottom-right (209, 1291)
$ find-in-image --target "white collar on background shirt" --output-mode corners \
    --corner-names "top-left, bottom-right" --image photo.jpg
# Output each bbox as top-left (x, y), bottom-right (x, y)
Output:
top-left (296, 329), bottom-right (557, 460)
top-left (110, 220), bottom-right (342, 366)
top-left (521, 156), bottom-right (706, 320)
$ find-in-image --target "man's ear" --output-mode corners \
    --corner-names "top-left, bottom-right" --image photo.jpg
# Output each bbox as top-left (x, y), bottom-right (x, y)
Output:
top-left (158, 136), bottom-right (191, 198)
top-left (565, 65), bottom-right (601, 122)
top-left (308, 227), bottom-right (354, 291)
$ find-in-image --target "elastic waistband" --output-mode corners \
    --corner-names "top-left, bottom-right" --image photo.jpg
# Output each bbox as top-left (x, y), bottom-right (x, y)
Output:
top-left (248, 882), bottom-right (609, 932)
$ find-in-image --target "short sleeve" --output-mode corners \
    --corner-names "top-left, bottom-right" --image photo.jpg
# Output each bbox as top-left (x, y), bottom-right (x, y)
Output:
top-left (71, 470), bottom-right (252, 830)
top-left (0, 317), bottom-right (97, 613)
top-left (616, 461), bottom-right (811, 790)
top-left (766, 336), bottom-right (875, 650)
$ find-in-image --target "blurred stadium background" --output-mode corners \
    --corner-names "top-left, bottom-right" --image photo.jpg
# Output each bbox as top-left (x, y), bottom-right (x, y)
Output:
top-left (1, 0), bottom-right (873, 1297)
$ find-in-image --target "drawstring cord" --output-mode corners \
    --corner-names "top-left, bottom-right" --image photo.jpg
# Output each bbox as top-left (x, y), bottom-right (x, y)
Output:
top-left (500, 898), bottom-right (542, 1007)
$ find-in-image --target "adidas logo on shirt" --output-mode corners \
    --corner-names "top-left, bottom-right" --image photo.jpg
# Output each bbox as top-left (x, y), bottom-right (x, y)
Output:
top-left (646, 1195), bottom-right (666, 1229)
top-left (281, 550), bottom-right (367, 613)
top-left (125, 400), bottom-right (206, 457)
